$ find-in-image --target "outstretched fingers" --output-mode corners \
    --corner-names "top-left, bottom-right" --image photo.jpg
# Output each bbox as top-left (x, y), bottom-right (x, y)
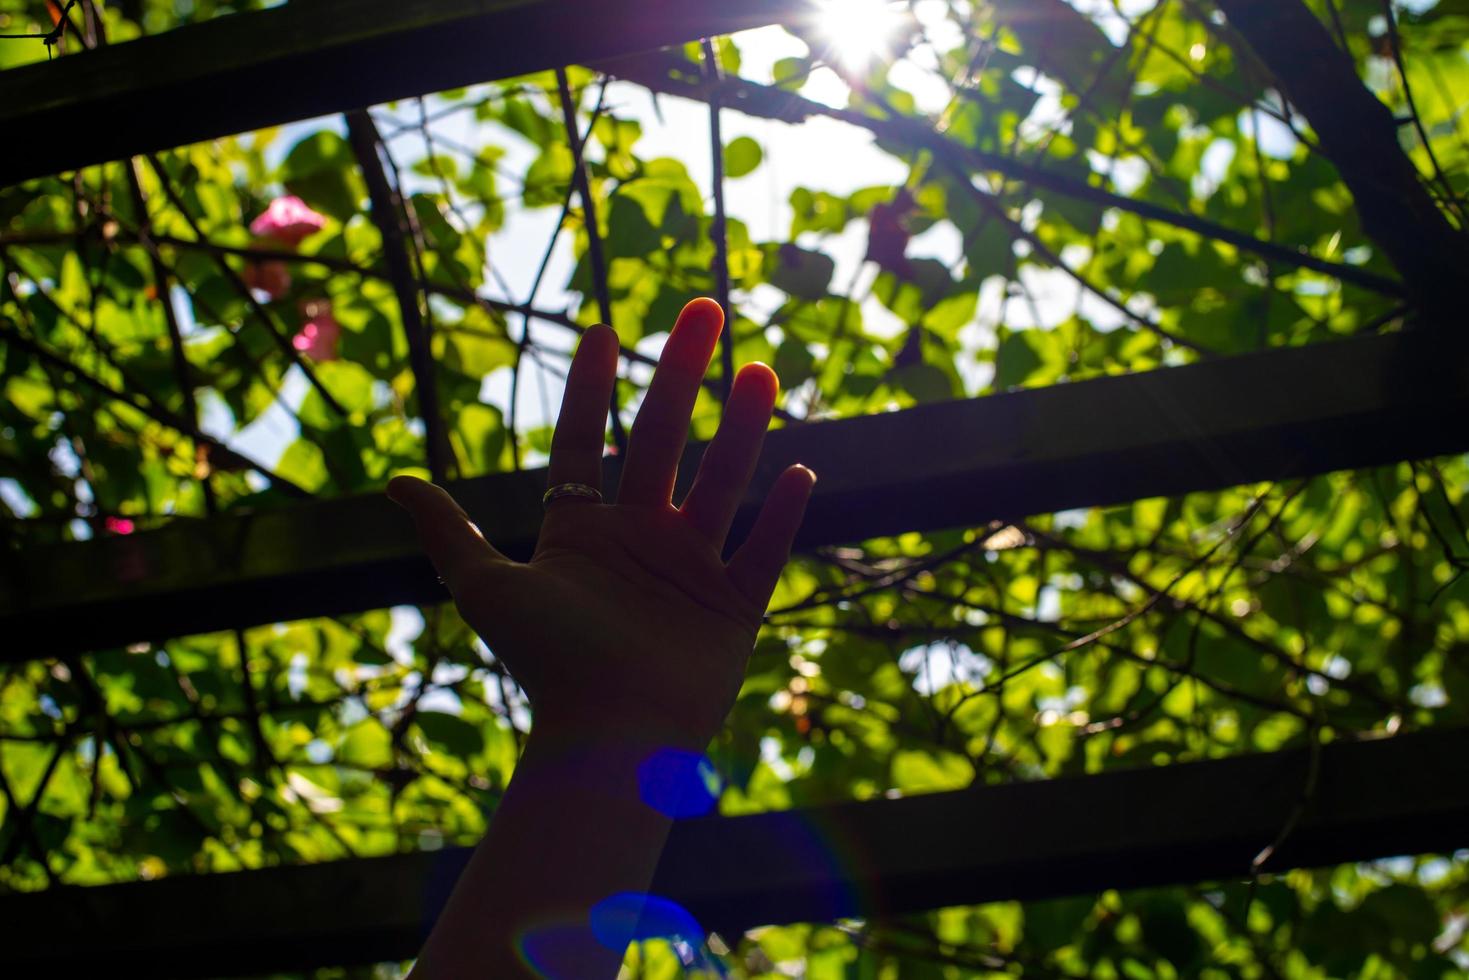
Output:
top-left (680, 362), bottom-right (778, 550)
top-left (726, 464), bottom-right (817, 611)
top-left (616, 298), bottom-right (724, 507)
top-left (387, 475), bottom-right (508, 597)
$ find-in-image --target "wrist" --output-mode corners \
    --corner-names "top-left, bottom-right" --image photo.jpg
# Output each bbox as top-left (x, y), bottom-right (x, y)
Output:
top-left (529, 696), bottom-right (717, 756)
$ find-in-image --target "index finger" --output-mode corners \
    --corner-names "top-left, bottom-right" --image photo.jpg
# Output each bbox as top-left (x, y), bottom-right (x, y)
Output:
top-left (546, 323), bottom-right (619, 493)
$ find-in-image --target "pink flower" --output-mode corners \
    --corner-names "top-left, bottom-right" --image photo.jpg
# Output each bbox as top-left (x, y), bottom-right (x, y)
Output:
top-left (292, 302), bottom-right (341, 361)
top-left (104, 516), bottom-right (135, 535)
top-left (249, 195), bottom-right (326, 246)
top-left (243, 259), bottom-right (291, 300)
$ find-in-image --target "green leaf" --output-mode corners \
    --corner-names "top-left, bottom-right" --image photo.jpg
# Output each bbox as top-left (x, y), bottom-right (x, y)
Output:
top-left (605, 193), bottom-right (662, 260)
top-left (723, 137), bottom-right (763, 178)
top-left (316, 361), bottom-right (376, 418)
top-left (772, 56), bottom-right (811, 90)
top-left (452, 402), bottom-right (507, 474)
top-left (443, 329), bottom-right (516, 380)
top-left (891, 749), bottom-right (974, 792)
top-left (921, 289), bottom-right (979, 340)
top-left (523, 143), bottom-right (575, 208)
top-left (890, 362), bottom-right (955, 403)
top-left (1137, 895), bottom-right (1201, 966)
top-left (280, 130), bottom-right (361, 220)
top-left (1357, 884), bottom-right (1441, 947)
top-left (415, 711), bottom-right (485, 757)
top-left (339, 720), bottom-right (391, 768)
top-left (274, 438), bottom-right (330, 492)
top-left (1025, 896), bottom-right (1093, 949)
top-left (773, 337), bottom-right (816, 389)
top-left (994, 329), bottom-right (1063, 388)
top-left (790, 187), bottom-right (850, 237)
top-left (767, 244), bottom-right (835, 300)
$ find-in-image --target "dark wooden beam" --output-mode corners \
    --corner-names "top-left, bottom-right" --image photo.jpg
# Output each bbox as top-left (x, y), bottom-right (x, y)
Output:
top-left (0, 0), bottom-right (803, 186)
top-left (5, 328), bottom-right (1468, 660)
top-left (3, 727), bottom-right (1464, 977)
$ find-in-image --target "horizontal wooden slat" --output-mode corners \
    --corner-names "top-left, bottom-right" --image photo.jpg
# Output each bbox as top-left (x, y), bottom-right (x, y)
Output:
top-left (6, 329), bottom-right (1468, 660)
top-left (0, 0), bottom-right (799, 185)
top-left (3, 727), bottom-right (1464, 977)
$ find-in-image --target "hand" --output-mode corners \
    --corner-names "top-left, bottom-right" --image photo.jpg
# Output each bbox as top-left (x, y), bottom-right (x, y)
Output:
top-left (388, 298), bottom-right (815, 750)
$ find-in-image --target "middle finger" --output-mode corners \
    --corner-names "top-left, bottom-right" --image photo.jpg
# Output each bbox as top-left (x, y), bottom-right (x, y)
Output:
top-left (616, 297), bottom-right (724, 506)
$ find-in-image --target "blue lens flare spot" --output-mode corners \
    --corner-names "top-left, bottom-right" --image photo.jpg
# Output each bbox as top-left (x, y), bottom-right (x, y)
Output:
top-left (637, 748), bottom-right (721, 818)
top-left (589, 892), bottom-right (705, 951)
top-left (517, 923), bottom-right (607, 978)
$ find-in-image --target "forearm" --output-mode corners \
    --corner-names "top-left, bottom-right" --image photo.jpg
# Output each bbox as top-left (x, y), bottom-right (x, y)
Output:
top-left (409, 717), bottom-right (693, 978)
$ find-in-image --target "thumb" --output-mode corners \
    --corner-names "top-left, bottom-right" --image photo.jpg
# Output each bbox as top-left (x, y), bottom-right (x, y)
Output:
top-left (387, 475), bottom-right (508, 595)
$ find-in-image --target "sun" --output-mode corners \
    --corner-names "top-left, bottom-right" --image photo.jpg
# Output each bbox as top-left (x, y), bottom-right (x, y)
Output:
top-left (814, 0), bottom-right (903, 71)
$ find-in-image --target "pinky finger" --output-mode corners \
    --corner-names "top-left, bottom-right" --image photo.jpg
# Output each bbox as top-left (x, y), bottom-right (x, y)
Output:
top-left (726, 464), bottom-right (816, 611)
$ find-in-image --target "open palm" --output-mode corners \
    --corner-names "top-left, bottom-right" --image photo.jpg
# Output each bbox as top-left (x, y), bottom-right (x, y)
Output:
top-left (388, 298), bottom-right (814, 750)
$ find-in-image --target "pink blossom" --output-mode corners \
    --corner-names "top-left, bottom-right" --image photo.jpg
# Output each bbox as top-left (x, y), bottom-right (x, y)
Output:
top-left (243, 259), bottom-right (291, 300)
top-left (104, 516), bottom-right (135, 535)
top-left (292, 302), bottom-right (341, 361)
top-left (249, 195), bottom-right (326, 246)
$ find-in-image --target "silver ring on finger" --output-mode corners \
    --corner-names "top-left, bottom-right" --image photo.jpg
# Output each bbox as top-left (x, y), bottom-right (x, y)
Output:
top-left (542, 482), bottom-right (604, 510)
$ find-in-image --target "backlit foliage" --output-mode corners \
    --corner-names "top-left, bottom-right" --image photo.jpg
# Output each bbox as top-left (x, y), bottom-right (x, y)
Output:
top-left (1, 0), bottom-right (1467, 976)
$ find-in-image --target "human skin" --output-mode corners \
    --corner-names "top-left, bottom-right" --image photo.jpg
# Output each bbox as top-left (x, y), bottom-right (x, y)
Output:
top-left (391, 297), bottom-right (815, 977)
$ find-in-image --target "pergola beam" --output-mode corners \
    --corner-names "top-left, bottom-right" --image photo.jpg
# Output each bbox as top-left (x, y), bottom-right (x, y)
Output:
top-left (6, 329), bottom-right (1469, 660)
top-left (0, 0), bottom-right (802, 186)
top-left (4, 727), bottom-right (1464, 977)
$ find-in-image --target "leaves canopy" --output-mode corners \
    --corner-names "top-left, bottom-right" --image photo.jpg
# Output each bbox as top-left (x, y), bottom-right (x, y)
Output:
top-left (1, 0), bottom-right (1468, 976)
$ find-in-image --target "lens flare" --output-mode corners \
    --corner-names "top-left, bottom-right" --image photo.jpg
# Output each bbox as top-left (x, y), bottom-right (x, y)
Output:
top-left (815, 0), bottom-right (903, 71)
top-left (589, 892), bottom-right (704, 950)
top-left (637, 748), bottom-right (722, 818)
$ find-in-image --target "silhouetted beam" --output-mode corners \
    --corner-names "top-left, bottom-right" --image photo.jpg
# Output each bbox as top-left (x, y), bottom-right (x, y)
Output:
top-left (0, 0), bottom-right (802, 186)
top-left (3, 727), bottom-right (1465, 977)
top-left (5, 328), bottom-right (1468, 660)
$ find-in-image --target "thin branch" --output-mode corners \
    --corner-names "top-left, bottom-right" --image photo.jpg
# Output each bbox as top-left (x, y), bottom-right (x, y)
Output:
top-left (123, 158), bottom-right (217, 514)
top-left (595, 51), bottom-right (1408, 298)
top-left (1213, 0), bottom-right (1469, 319)
top-left (700, 38), bottom-right (736, 405)
top-left (142, 154), bottom-right (350, 418)
top-left (965, 178), bottom-right (1214, 355)
top-left (555, 67), bottom-right (629, 455)
top-left (0, 739), bottom-right (64, 879)
top-left (1378, 0), bottom-right (1466, 228)
top-left (506, 87), bottom-right (609, 467)
top-left (0, 315), bottom-right (310, 498)
top-left (345, 109), bottom-right (457, 483)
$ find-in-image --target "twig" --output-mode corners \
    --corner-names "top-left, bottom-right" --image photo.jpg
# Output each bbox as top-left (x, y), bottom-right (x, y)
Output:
top-left (345, 109), bottom-right (457, 484)
top-left (506, 86), bottom-right (609, 467)
top-left (123, 158), bottom-right (218, 514)
top-left (596, 51), bottom-right (1408, 298)
top-left (0, 316), bottom-right (310, 497)
top-left (1379, 0), bottom-right (1466, 229)
top-left (555, 67), bottom-right (628, 455)
top-left (142, 154), bottom-right (350, 418)
top-left (700, 38), bottom-right (736, 405)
